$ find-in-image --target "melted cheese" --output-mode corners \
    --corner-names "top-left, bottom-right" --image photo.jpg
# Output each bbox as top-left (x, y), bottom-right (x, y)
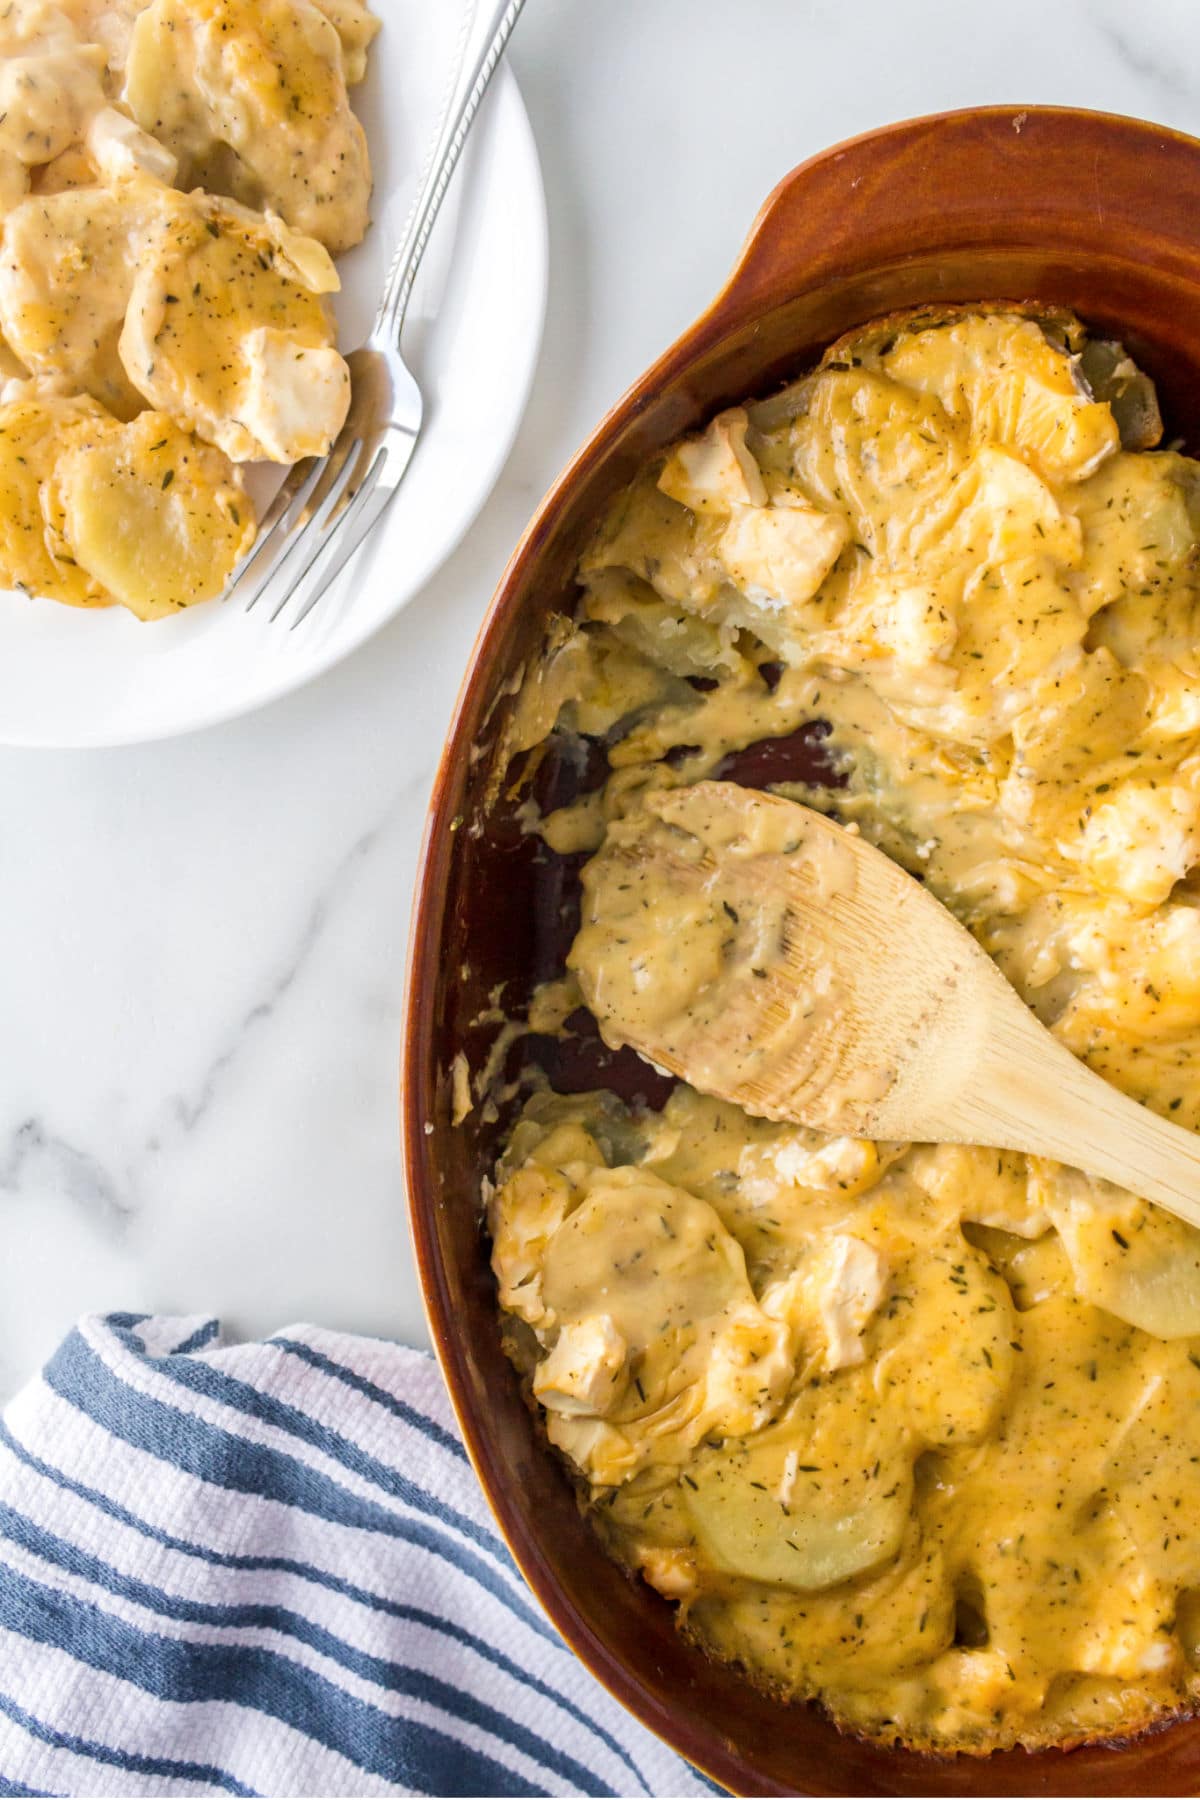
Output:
top-left (0, 176), bottom-right (175, 416)
top-left (491, 310), bottom-right (1200, 1753)
top-left (51, 408), bottom-right (254, 616)
top-left (0, 389), bottom-right (116, 604)
top-left (119, 191), bottom-right (348, 462)
top-left (0, 387), bottom-right (252, 615)
top-left (124, 0), bottom-right (372, 255)
top-left (0, 2), bottom-right (108, 214)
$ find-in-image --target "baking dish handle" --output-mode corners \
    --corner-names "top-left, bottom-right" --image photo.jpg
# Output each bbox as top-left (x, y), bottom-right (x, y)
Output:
top-left (709, 106), bottom-right (1200, 329)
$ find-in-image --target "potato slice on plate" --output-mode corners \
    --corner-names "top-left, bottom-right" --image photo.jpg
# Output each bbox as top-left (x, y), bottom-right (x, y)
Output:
top-left (119, 194), bottom-right (350, 463)
top-left (124, 0), bottom-right (371, 254)
top-left (51, 413), bottom-right (254, 619)
top-left (0, 393), bottom-right (114, 605)
top-left (308, 0), bottom-right (379, 84)
top-left (0, 178), bottom-right (175, 418)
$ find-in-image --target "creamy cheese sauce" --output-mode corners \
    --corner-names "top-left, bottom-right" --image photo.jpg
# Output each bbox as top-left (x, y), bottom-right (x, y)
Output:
top-left (569, 784), bottom-right (891, 1130)
top-left (0, 0), bottom-right (376, 618)
top-left (490, 309), bottom-right (1200, 1752)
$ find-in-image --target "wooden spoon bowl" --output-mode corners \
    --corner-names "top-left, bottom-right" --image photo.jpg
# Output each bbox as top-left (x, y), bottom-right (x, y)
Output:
top-left (404, 108), bottom-right (1200, 1795)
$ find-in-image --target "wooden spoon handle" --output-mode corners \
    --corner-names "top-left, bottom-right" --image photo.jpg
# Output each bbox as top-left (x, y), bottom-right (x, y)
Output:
top-left (931, 1002), bottom-right (1200, 1233)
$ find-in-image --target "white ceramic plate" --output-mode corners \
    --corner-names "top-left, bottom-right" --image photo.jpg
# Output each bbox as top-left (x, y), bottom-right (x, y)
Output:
top-left (0, 2), bottom-right (547, 747)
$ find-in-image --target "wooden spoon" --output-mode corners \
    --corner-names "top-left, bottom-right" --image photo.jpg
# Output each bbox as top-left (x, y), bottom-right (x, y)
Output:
top-left (570, 779), bottom-right (1200, 1232)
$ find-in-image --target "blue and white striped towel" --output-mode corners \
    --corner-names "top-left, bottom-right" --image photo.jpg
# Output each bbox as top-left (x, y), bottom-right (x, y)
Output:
top-left (0, 1314), bottom-right (718, 1799)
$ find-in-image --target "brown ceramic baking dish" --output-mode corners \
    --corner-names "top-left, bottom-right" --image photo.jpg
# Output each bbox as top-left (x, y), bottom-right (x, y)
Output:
top-left (403, 107), bottom-right (1200, 1795)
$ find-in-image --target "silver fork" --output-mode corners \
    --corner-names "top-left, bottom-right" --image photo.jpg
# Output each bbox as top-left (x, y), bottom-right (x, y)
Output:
top-left (231, 0), bottom-right (527, 628)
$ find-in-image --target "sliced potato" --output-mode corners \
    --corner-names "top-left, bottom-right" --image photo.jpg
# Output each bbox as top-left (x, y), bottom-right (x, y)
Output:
top-left (0, 178), bottom-right (174, 418)
top-left (488, 1162), bottom-right (574, 1328)
top-left (1070, 451), bottom-right (1198, 626)
top-left (51, 412), bottom-right (254, 619)
top-left (781, 366), bottom-right (966, 555)
top-left (716, 495), bottom-right (849, 614)
top-left (579, 468), bottom-right (727, 612)
top-left (0, 393), bottom-right (114, 605)
top-left (581, 569), bottom-right (748, 681)
top-left (119, 193), bottom-right (348, 463)
top-left (913, 1144), bottom-right (1049, 1239)
top-left (873, 1235), bottom-right (1016, 1445)
top-left (965, 1223), bottom-right (1074, 1313)
top-left (124, 0), bottom-right (371, 254)
top-left (0, 20), bottom-right (106, 191)
top-left (879, 313), bottom-right (1119, 484)
top-left (308, 0), bottom-right (379, 84)
top-left (683, 1376), bottom-right (911, 1590)
top-left (688, 1520), bottom-right (953, 1687)
top-left (657, 408), bottom-right (766, 513)
top-left (539, 1165), bottom-right (793, 1478)
top-left (1031, 1161), bottom-right (1200, 1340)
top-left (1008, 651), bottom-right (1151, 789)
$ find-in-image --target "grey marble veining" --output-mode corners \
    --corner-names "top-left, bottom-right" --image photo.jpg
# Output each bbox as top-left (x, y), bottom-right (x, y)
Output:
top-left (1095, 2), bottom-right (1199, 104)
top-left (0, 1119), bottom-right (131, 1233)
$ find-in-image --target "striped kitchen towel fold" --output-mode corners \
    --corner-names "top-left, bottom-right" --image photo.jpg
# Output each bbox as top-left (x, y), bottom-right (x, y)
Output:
top-left (0, 1314), bottom-right (718, 1800)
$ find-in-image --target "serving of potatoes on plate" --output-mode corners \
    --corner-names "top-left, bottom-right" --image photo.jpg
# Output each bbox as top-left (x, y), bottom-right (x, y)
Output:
top-left (0, 0), bottom-right (378, 620)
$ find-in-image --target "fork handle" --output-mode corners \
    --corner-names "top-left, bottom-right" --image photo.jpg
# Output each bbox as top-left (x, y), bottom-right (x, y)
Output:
top-left (374, 0), bottom-right (527, 344)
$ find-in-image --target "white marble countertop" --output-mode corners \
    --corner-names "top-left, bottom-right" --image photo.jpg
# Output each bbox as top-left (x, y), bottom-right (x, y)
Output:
top-left (2, 0), bottom-right (1197, 1400)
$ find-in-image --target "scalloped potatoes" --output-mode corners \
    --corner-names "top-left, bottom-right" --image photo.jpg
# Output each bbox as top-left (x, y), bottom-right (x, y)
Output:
top-left (52, 410), bottom-right (254, 616)
top-left (492, 309), bottom-right (1200, 1753)
top-left (124, 0), bottom-right (372, 256)
top-left (0, 391), bottom-right (253, 613)
top-left (0, 0), bottom-right (375, 619)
